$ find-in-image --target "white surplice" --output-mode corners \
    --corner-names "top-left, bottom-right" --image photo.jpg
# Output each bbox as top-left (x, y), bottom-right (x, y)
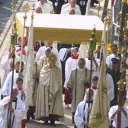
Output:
top-left (17, 90), bottom-right (27, 120)
top-left (109, 105), bottom-right (128, 128)
top-left (74, 100), bottom-right (93, 128)
top-left (1, 70), bottom-right (24, 96)
top-left (1, 55), bottom-right (11, 88)
top-left (60, 3), bottom-right (81, 15)
top-left (84, 73), bottom-right (114, 108)
top-left (35, 1), bottom-right (53, 14)
top-left (61, 6), bottom-right (81, 15)
top-left (64, 57), bottom-right (78, 88)
top-left (0, 96), bottom-right (26, 128)
top-left (15, 45), bottom-right (27, 64)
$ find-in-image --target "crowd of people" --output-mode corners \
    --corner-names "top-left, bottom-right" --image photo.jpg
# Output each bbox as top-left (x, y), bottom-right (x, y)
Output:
top-left (34, 0), bottom-right (99, 15)
top-left (0, 0), bottom-right (128, 128)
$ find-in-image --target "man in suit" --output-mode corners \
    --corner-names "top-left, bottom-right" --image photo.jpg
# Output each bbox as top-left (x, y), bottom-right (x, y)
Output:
top-left (77, 0), bottom-right (99, 15)
top-left (49, 0), bottom-right (66, 14)
top-left (107, 57), bottom-right (121, 107)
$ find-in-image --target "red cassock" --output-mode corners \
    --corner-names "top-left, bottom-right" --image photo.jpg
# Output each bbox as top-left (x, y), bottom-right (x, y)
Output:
top-left (64, 88), bottom-right (72, 104)
top-left (22, 120), bottom-right (26, 128)
top-left (112, 0), bottom-right (114, 6)
top-left (16, 48), bottom-right (27, 56)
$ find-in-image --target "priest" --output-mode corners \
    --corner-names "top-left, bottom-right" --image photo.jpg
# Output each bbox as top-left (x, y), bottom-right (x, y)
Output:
top-left (64, 47), bottom-right (79, 107)
top-left (0, 88), bottom-right (26, 128)
top-left (35, 53), bottom-right (64, 124)
top-left (66, 58), bottom-right (90, 123)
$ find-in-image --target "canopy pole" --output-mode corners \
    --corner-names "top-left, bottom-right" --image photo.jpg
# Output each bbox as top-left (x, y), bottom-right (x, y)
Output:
top-left (87, 25), bottom-right (97, 127)
top-left (117, 0), bottom-right (127, 128)
top-left (19, 3), bottom-right (30, 73)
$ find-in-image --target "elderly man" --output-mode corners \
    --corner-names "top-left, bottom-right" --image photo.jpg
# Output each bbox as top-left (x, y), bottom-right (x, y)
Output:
top-left (35, 53), bottom-right (64, 124)
top-left (35, 0), bottom-right (54, 14)
top-left (0, 88), bottom-right (26, 128)
top-left (61, 0), bottom-right (81, 15)
top-left (35, 42), bottom-right (61, 68)
top-left (66, 58), bottom-right (90, 124)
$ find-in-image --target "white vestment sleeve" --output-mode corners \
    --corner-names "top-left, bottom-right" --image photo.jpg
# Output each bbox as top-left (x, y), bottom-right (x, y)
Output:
top-left (0, 97), bottom-right (10, 116)
top-left (106, 56), bottom-right (111, 68)
top-left (35, 48), bottom-right (41, 61)
top-left (74, 102), bottom-right (84, 128)
top-left (0, 104), bottom-right (5, 117)
top-left (14, 100), bottom-right (26, 122)
top-left (65, 59), bottom-right (69, 78)
top-left (1, 56), bottom-right (9, 70)
top-left (108, 106), bottom-right (115, 121)
top-left (1, 72), bottom-right (11, 96)
top-left (107, 74), bottom-right (114, 102)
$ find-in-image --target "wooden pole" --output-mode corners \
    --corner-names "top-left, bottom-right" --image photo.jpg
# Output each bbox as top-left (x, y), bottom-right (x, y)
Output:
top-left (117, 0), bottom-right (127, 128)
top-left (96, 2), bottom-right (101, 17)
top-left (19, 12), bottom-right (27, 72)
top-left (8, 0), bottom-right (16, 127)
top-left (102, 0), bottom-right (109, 22)
top-left (87, 26), bottom-right (97, 128)
top-left (19, 3), bottom-right (30, 72)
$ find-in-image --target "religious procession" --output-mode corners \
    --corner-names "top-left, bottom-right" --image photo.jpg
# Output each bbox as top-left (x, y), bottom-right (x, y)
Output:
top-left (0, 0), bottom-right (128, 128)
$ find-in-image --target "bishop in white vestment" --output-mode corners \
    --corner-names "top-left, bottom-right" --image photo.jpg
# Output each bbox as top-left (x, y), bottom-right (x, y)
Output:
top-left (35, 42), bottom-right (61, 68)
top-left (35, 53), bottom-right (64, 124)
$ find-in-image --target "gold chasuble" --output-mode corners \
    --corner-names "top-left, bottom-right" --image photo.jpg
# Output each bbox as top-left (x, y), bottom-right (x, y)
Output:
top-left (35, 64), bottom-right (64, 120)
top-left (67, 67), bottom-right (90, 112)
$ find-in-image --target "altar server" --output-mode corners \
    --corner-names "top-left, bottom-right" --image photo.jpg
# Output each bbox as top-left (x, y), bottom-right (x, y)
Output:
top-left (16, 78), bottom-right (27, 128)
top-left (0, 88), bottom-right (26, 128)
top-left (1, 61), bottom-right (24, 96)
top-left (1, 46), bottom-right (15, 89)
top-left (74, 88), bottom-right (93, 128)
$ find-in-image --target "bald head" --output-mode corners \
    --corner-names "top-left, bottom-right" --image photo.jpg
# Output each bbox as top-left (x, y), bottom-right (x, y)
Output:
top-left (78, 58), bottom-right (86, 69)
top-left (12, 88), bottom-right (18, 99)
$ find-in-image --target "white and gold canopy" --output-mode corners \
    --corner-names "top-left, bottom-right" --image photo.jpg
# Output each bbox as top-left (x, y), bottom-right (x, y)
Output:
top-left (16, 13), bottom-right (106, 44)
